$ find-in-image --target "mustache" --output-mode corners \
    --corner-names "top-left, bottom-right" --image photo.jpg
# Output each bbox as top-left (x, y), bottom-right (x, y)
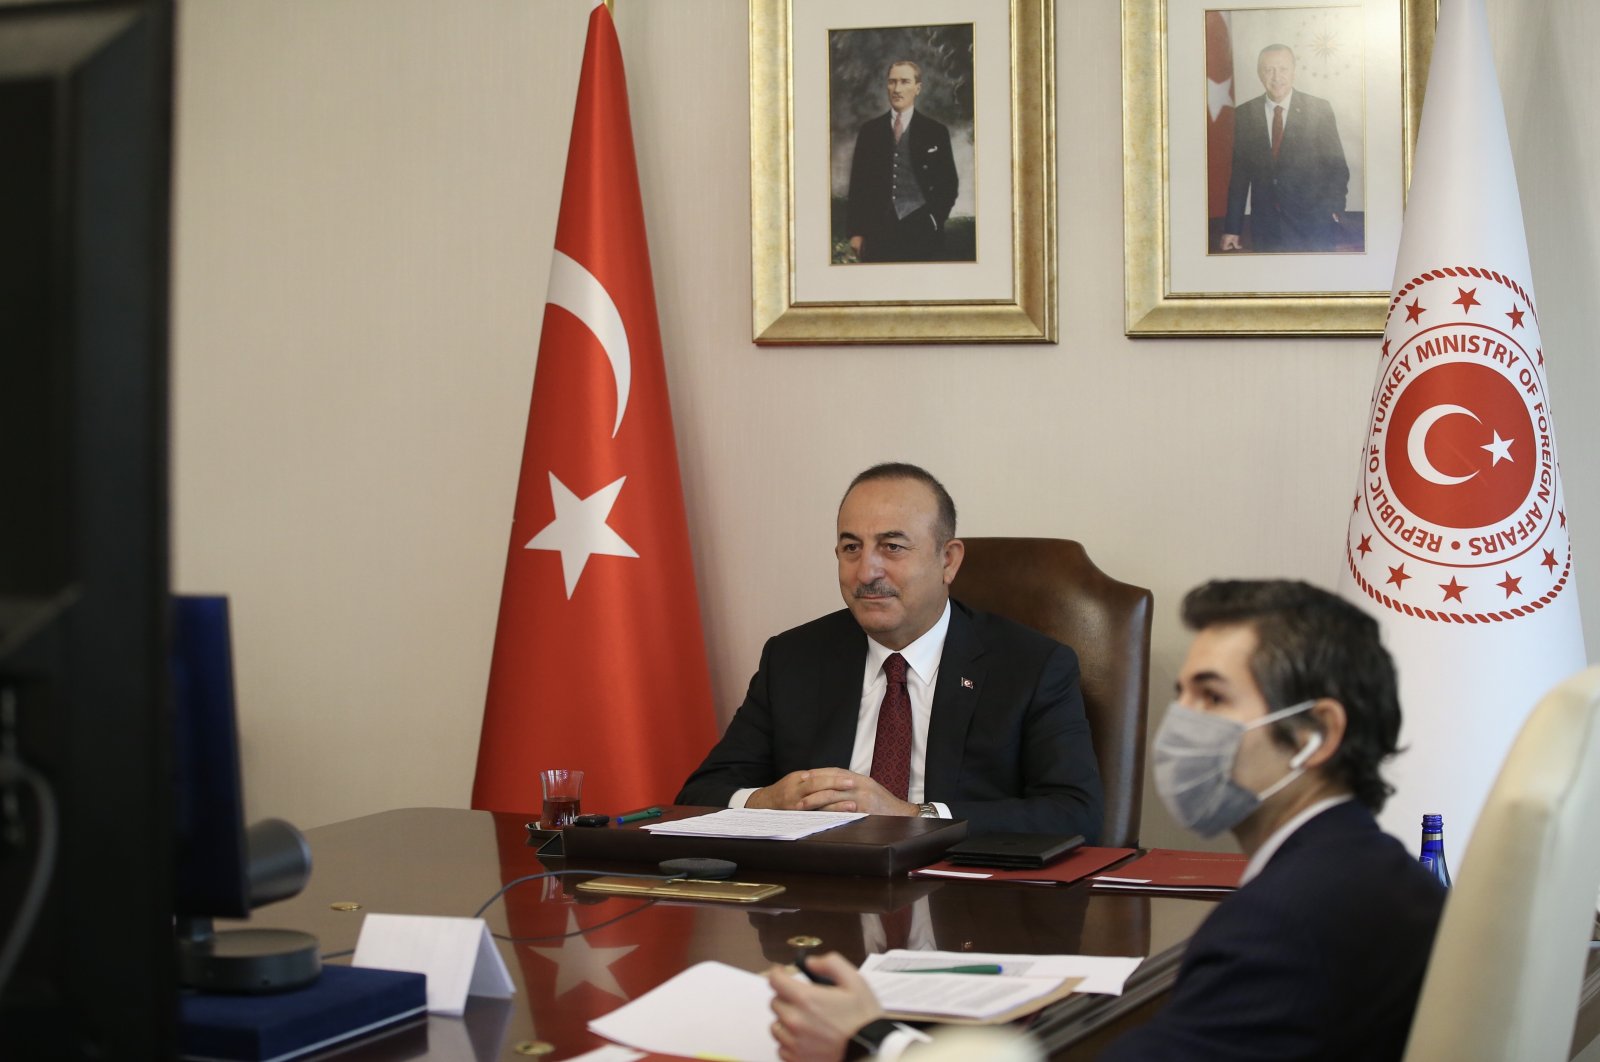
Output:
top-left (854, 581), bottom-right (898, 598)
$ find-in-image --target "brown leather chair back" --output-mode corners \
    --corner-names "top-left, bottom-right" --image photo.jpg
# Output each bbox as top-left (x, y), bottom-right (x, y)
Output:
top-left (950, 538), bottom-right (1152, 847)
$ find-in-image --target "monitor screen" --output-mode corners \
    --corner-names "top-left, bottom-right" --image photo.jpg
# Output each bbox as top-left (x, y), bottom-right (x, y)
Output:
top-left (172, 595), bottom-right (251, 921)
top-left (0, 1), bottom-right (175, 1055)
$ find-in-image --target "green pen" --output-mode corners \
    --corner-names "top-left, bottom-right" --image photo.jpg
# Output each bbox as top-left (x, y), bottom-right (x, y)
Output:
top-left (616, 806), bottom-right (664, 825)
top-left (900, 964), bottom-right (1003, 975)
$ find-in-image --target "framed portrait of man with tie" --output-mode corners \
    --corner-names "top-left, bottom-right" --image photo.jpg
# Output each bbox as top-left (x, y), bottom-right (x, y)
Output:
top-left (1210, 8), bottom-right (1365, 256)
top-left (1123, 0), bottom-right (1433, 336)
top-left (824, 26), bottom-right (976, 267)
top-left (750, 0), bottom-right (1057, 345)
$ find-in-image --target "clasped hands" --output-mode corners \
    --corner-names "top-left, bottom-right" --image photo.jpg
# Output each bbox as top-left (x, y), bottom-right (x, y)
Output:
top-left (747, 767), bottom-right (918, 816)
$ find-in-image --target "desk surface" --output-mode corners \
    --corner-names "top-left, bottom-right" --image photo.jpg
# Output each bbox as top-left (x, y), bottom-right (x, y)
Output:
top-left (239, 807), bottom-right (1216, 1060)
top-left (239, 807), bottom-right (1600, 1061)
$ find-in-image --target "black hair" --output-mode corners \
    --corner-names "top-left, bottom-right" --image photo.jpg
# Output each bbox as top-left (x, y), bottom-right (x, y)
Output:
top-left (843, 463), bottom-right (957, 545)
top-left (1181, 579), bottom-right (1401, 811)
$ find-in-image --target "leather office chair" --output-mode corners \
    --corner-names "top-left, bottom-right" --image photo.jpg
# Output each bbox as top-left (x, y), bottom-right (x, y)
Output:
top-left (1401, 666), bottom-right (1600, 1062)
top-left (949, 538), bottom-right (1152, 848)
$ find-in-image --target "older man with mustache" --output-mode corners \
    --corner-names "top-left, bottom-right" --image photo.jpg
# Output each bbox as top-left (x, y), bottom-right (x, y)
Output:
top-left (676, 463), bottom-right (1102, 837)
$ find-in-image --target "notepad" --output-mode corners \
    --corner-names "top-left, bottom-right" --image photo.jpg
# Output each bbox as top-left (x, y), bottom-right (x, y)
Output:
top-left (1090, 848), bottom-right (1248, 893)
top-left (847, 950), bottom-right (1143, 1025)
top-left (913, 845), bottom-right (1135, 885)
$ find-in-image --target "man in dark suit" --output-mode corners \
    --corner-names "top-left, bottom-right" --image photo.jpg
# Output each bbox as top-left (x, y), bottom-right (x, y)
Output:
top-left (768, 580), bottom-right (1445, 1062)
top-left (675, 463), bottom-right (1102, 838)
top-left (846, 61), bottom-right (960, 263)
top-left (1221, 44), bottom-right (1350, 252)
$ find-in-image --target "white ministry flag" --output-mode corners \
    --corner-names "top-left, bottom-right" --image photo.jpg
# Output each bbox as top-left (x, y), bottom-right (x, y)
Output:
top-left (1338, 0), bottom-right (1586, 852)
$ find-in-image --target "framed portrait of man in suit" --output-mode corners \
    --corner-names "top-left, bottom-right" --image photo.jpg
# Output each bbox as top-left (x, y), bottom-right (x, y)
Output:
top-left (1123, 0), bottom-right (1433, 336)
top-left (827, 26), bottom-right (976, 266)
top-left (751, 0), bottom-right (1055, 344)
top-left (1210, 8), bottom-right (1366, 256)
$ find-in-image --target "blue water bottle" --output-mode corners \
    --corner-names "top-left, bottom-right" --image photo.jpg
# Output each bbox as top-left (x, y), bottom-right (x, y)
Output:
top-left (1418, 813), bottom-right (1451, 887)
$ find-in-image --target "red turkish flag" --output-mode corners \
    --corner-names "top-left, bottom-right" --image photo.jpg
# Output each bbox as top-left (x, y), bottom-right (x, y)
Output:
top-left (1205, 11), bottom-right (1235, 221)
top-left (472, 1), bottom-right (716, 816)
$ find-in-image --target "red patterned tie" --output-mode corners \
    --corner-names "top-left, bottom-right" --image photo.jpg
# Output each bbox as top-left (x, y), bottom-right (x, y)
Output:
top-left (1271, 104), bottom-right (1284, 160)
top-left (870, 653), bottom-right (912, 800)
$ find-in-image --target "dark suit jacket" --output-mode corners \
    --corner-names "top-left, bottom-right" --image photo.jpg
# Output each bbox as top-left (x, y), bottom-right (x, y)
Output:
top-left (674, 600), bottom-right (1103, 839)
top-left (1223, 91), bottom-right (1349, 250)
top-left (1100, 802), bottom-right (1445, 1061)
top-left (846, 109), bottom-right (959, 240)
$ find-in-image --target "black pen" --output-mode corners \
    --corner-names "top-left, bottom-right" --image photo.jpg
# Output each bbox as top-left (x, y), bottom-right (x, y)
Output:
top-left (796, 952), bottom-right (836, 986)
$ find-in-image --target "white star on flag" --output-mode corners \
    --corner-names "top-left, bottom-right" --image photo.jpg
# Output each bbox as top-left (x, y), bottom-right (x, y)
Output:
top-left (524, 472), bottom-right (638, 598)
top-left (1207, 77), bottom-right (1233, 121)
top-left (530, 910), bottom-right (637, 998)
top-left (1480, 429), bottom-right (1514, 465)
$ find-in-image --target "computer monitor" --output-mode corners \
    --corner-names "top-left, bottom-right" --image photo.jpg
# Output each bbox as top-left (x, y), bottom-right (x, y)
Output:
top-left (172, 597), bottom-right (252, 920)
top-left (170, 595), bottom-right (317, 993)
top-left (0, 1), bottom-right (175, 1054)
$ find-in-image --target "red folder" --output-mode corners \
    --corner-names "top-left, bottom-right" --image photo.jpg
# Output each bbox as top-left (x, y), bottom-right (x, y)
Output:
top-left (1090, 848), bottom-right (1247, 893)
top-left (910, 845), bottom-right (1136, 886)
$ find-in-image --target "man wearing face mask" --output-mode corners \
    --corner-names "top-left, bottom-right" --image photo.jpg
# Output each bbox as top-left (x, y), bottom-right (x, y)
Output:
top-left (766, 580), bottom-right (1445, 1062)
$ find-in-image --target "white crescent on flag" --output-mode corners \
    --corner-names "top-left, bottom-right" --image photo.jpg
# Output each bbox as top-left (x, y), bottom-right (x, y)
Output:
top-left (1406, 404), bottom-right (1480, 486)
top-left (547, 249), bottom-right (631, 438)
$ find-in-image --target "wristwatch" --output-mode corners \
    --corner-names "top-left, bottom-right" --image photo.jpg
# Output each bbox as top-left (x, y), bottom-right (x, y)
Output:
top-left (917, 802), bottom-right (939, 818)
top-left (849, 1018), bottom-right (905, 1059)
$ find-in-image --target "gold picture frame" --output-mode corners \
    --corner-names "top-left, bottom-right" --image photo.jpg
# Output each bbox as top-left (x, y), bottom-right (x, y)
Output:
top-left (750, 0), bottom-right (1056, 344)
top-left (1123, 0), bottom-right (1435, 336)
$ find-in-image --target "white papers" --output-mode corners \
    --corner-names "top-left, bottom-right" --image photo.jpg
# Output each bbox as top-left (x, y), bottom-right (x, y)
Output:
top-left (640, 808), bottom-right (865, 841)
top-left (352, 913), bottom-right (515, 1016)
top-left (1090, 877), bottom-right (1235, 895)
top-left (862, 968), bottom-right (1062, 1021)
top-left (863, 949), bottom-right (1144, 1004)
top-left (585, 952), bottom-right (1148, 1057)
top-left (588, 961), bottom-right (780, 1062)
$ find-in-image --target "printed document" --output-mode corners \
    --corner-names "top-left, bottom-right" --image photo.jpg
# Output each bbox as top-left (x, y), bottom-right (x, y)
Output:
top-left (640, 808), bottom-right (864, 841)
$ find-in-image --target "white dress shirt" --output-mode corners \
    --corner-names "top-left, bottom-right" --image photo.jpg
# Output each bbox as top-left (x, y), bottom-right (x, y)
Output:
top-left (730, 600), bottom-right (953, 817)
top-left (1262, 91), bottom-right (1293, 146)
top-left (1239, 794), bottom-right (1352, 885)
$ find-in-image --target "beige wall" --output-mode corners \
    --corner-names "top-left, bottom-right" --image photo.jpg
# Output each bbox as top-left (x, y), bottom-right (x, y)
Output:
top-left (172, 0), bottom-right (1598, 846)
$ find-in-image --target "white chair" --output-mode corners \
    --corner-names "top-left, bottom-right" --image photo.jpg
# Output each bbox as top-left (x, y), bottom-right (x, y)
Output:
top-left (1402, 665), bottom-right (1600, 1062)
top-left (900, 1025), bottom-right (1042, 1061)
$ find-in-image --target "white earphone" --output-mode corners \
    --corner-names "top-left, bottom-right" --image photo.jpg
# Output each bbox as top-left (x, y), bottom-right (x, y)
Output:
top-left (1288, 730), bottom-right (1325, 770)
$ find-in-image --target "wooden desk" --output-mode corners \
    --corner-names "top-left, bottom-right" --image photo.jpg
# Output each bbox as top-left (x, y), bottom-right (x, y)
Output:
top-left (239, 807), bottom-right (1212, 1059)
top-left (240, 807), bottom-right (1600, 1061)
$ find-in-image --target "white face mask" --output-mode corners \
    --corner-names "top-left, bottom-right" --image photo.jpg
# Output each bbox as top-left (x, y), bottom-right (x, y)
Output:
top-left (1152, 699), bottom-right (1323, 838)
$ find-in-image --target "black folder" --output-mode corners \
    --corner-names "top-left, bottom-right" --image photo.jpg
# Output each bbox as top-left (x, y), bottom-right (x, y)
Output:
top-left (943, 832), bottom-right (1084, 870)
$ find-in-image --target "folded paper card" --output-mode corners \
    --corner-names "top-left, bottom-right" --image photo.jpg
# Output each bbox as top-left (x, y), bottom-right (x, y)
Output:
top-left (352, 913), bottom-right (514, 1016)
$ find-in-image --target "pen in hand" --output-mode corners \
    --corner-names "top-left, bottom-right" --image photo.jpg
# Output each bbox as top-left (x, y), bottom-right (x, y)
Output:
top-left (794, 949), bottom-right (836, 986)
